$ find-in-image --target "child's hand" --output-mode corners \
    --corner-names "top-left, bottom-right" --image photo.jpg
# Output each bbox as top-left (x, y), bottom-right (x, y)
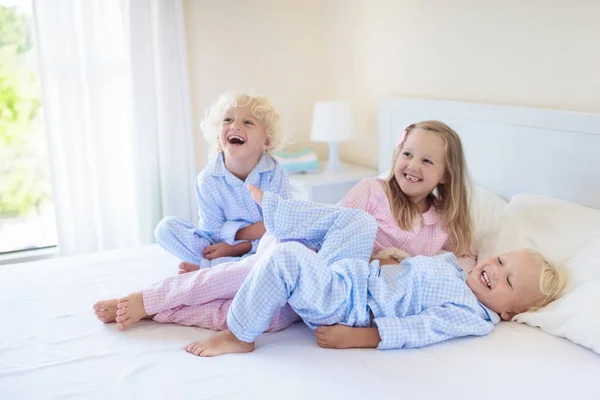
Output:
top-left (370, 247), bottom-right (408, 265)
top-left (374, 247), bottom-right (408, 262)
top-left (372, 257), bottom-right (401, 266)
top-left (315, 325), bottom-right (380, 349)
top-left (203, 242), bottom-right (235, 259)
top-left (247, 184), bottom-right (263, 207)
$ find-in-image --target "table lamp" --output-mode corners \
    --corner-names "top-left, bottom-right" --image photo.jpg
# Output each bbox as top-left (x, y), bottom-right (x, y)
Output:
top-left (310, 101), bottom-right (356, 173)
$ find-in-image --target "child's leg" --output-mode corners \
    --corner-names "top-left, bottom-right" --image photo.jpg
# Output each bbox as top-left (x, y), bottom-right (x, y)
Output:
top-left (93, 299), bottom-right (119, 323)
top-left (94, 235), bottom-right (281, 328)
top-left (146, 233), bottom-right (281, 312)
top-left (186, 242), bottom-right (369, 356)
top-left (93, 260), bottom-right (255, 330)
top-left (115, 292), bottom-right (153, 330)
top-left (262, 192), bottom-right (378, 264)
top-left (154, 216), bottom-right (213, 267)
top-left (228, 242), bottom-right (370, 338)
top-left (94, 297), bottom-right (152, 328)
top-left (154, 300), bottom-right (300, 332)
top-left (142, 254), bottom-right (258, 316)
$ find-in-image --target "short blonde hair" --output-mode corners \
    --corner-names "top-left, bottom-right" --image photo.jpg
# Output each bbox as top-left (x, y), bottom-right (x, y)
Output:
top-left (200, 92), bottom-right (283, 155)
top-left (526, 249), bottom-right (568, 311)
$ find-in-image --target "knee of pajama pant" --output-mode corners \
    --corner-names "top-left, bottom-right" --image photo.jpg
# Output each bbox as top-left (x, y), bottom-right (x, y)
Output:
top-left (253, 241), bottom-right (320, 279)
top-left (270, 241), bottom-right (310, 258)
top-left (154, 217), bottom-right (213, 263)
top-left (154, 216), bottom-right (188, 245)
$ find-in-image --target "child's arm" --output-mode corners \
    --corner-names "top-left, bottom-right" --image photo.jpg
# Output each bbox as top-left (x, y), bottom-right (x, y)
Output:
top-left (195, 174), bottom-right (228, 239)
top-left (316, 325), bottom-right (381, 349)
top-left (235, 222), bottom-right (266, 241)
top-left (196, 175), bottom-right (259, 256)
top-left (373, 304), bottom-right (494, 349)
top-left (203, 242), bottom-right (252, 259)
top-left (218, 162), bottom-right (288, 253)
top-left (318, 304), bottom-right (494, 350)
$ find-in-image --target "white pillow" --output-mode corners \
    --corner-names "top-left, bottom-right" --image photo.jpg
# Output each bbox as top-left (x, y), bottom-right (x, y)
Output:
top-left (478, 194), bottom-right (600, 262)
top-left (514, 237), bottom-right (600, 354)
top-left (482, 195), bottom-right (600, 354)
top-left (469, 185), bottom-right (507, 256)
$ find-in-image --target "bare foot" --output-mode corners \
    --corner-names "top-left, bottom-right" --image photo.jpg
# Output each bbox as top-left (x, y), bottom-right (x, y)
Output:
top-left (178, 262), bottom-right (200, 274)
top-left (185, 330), bottom-right (255, 357)
top-left (93, 299), bottom-right (119, 323)
top-left (247, 184), bottom-right (263, 207)
top-left (315, 325), bottom-right (380, 349)
top-left (115, 292), bottom-right (149, 330)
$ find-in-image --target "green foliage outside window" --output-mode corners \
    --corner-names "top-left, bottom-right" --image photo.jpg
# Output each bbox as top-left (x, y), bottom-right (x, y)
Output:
top-left (0, 4), bottom-right (48, 216)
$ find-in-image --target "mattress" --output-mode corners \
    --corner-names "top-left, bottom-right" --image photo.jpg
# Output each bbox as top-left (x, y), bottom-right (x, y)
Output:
top-left (2, 245), bottom-right (599, 400)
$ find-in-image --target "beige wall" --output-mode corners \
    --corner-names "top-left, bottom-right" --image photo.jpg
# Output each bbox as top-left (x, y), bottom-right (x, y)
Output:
top-left (182, 0), bottom-right (332, 170)
top-left (184, 0), bottom-right (600, 171)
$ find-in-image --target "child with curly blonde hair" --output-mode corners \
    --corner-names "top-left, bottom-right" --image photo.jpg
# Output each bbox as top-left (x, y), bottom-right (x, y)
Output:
top-left (154, 92), bottom-right (289, 270)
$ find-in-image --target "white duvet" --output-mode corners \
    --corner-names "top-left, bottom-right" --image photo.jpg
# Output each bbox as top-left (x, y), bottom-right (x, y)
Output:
top-left (1, 245), bottom-right (599, 400)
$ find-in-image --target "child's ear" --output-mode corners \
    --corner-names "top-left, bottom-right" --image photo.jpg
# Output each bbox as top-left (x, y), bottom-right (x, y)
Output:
top-left (500, 311), bottom-right (517, 321)
top-left (439, 174), bottom-right (447, 184)
top-left (262, 138), bottom-right (271, 151)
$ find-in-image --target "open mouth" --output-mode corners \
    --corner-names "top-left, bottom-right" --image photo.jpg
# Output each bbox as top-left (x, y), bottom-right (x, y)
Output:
top-left (404, 173), bottom-right (422, 182)
top-left (480, 270), bottom-right (492, 289)
top-left (227, 135), bottom-right (246, 145)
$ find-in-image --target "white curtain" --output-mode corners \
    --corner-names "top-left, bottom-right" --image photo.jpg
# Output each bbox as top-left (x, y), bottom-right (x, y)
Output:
top-left (32, 0), bottom-right (196, 255)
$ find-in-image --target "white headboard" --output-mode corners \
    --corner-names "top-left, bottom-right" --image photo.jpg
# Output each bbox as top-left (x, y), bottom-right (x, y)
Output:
top-left (378, 97), bottom-right (600, 209)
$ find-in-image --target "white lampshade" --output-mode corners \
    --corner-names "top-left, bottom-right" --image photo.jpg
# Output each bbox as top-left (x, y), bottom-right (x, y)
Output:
top-left (310, 101), bottom-right (356, 173)
top-left (310, 101), bottom-right (356, 143)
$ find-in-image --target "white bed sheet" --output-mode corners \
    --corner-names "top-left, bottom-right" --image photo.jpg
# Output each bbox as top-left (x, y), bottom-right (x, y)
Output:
top-left (2, 245), bottom-right (599, 400)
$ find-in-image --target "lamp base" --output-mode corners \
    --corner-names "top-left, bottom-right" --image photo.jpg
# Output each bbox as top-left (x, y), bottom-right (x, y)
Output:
top-left (323, 142), bottom-right (347, 174)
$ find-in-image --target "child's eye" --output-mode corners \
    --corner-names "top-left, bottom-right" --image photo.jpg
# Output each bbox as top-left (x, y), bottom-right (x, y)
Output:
top-left (497, 257), bottom-right (503, 266)
top-left (223, 117), bottom-right (232, 123)
top-left (244, 120), bottom-right (254, 125)
top-left (507, 276), bottom-right (513, 288)
top-left (423, 159), bottom-right (433, 165)
top-left (402, 151), bottom-right (411, 157)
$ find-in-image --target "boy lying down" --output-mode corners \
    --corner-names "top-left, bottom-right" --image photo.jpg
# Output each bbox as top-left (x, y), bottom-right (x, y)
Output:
top-left (188, 185), bottom-right (566, 357)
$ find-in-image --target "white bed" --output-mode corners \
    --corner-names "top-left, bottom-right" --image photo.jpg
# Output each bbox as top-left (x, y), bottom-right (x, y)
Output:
top-left (2, 97), bottom-right (600, 400)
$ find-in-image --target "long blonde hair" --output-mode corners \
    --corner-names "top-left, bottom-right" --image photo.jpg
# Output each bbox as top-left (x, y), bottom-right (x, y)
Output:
top-left (200, 91), bottom-right (283, 156)
top-left (385, 120), bottom-right (473, 256)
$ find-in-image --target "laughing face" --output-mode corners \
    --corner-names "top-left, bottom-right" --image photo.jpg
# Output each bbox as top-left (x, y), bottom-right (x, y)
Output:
top-left (394, 128), bottom-right (446, 209)
top-left (218, 104), bottom-right (269, 162)
top-left (466, 250), bottom-right (544, 321)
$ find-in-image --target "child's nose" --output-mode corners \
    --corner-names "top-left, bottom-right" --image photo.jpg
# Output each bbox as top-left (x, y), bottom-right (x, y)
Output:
top-left (407, 159), bottom-right (420, 170)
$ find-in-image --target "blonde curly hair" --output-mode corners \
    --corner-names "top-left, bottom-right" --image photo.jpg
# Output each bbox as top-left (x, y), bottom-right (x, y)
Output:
top-left (200, 92), bottom-right (283, 155)
top-left (525, 249), bottom-right (568, 311)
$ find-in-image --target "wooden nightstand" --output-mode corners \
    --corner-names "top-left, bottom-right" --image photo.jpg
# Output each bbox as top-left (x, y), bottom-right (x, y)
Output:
top-left (289, 163), bottom-right (379, 204)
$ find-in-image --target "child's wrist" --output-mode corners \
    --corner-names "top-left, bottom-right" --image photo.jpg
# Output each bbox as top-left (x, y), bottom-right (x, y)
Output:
top-left (357, 327), bottom-right (381, 348)
top-left (230, 242), bottom-right (252, 256)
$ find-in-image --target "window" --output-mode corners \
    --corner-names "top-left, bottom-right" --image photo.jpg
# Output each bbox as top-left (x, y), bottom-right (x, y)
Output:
top-left (0, 0), bottom-right (57, 255)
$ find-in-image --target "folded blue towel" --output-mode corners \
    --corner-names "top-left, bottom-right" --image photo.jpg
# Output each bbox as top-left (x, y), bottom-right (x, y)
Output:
top-left (272, 149), bottom-right (319, 174)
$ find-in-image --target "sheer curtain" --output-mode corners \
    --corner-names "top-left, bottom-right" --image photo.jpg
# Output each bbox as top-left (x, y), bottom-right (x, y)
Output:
top-left (32, 0), bottom-right (196, 255)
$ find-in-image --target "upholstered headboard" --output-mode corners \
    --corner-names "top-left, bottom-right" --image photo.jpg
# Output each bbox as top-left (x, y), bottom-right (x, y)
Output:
top-left (378, 97), bottom-right (600, 209)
